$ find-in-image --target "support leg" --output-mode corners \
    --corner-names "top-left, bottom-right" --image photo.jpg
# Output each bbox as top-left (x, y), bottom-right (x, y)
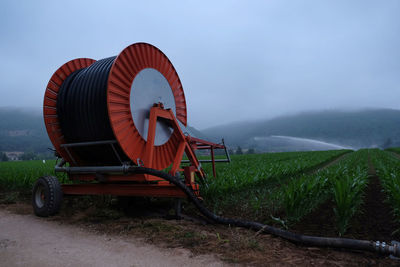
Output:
top-left (174, 198), bottom-right (182, 219)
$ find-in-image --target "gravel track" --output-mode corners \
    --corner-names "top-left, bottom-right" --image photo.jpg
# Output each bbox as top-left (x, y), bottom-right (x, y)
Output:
top-left (0, 208), bottom-right (225, 267)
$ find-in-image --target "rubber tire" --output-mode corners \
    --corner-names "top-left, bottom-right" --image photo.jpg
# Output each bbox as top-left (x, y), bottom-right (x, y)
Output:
top-left (32, 176), bottom-right (63, 217)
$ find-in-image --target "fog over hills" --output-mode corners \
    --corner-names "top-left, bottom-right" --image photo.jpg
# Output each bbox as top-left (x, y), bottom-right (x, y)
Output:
top-left (1, 107), bottom-right (399, 154)
top-left (203, 108), bottom-right (400, 152)
top-left (0, 107), bottom-right (50, 154)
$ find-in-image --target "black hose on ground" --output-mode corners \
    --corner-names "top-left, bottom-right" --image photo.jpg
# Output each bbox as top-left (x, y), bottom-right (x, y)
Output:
top-left (127, 166), bottom-right (400, 257)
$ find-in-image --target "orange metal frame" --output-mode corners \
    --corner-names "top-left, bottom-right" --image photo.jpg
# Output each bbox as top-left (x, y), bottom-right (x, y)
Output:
top-left (187, 136), bottom-right (226, 177)
top-left (62, 104), bottom-right (204, 198)
top-left (145, 103), bottom-right (205, 179)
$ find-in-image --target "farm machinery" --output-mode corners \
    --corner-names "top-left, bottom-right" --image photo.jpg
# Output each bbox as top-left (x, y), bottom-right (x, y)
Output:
top-left (33, 42), bottom-right (400, 258)
top-left (34, 42), bottom-right (230, 217)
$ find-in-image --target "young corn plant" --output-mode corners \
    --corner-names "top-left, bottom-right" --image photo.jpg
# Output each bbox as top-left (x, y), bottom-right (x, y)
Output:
top-left (279, 173), bottom-right (329, 224)
top-left (331, 171), bottom-right (366, 235)
top-left (383, 173), bottom-right (400, 220)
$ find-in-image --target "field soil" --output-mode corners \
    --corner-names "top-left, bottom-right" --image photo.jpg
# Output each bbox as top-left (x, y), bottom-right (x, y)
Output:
top-left (0, 198), bottom-right (398, 266)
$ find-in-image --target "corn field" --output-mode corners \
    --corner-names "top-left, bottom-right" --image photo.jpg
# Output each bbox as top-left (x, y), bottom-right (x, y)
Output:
top-left (1, 148), bottom-right (400, 237)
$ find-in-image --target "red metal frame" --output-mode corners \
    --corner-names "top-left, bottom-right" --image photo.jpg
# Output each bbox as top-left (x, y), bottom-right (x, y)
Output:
top-left (187, 136), bottom-right (226, 177)
top-left (145, 104), bottom-right (205, 179)
top-left (63, 104), bottom-right (204, 198)
top-left (63, 183), bottom-right (192, 198)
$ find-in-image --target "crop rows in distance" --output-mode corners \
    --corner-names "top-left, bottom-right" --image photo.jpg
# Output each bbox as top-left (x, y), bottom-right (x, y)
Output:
top-left (200, 150), bottom-right (350, 216)
top-left (201, 149), bottom-right (378, 236)
top-left (0, 150), bottom-right (347, 193)
top-left (201, 150), bottom-right (350, 196)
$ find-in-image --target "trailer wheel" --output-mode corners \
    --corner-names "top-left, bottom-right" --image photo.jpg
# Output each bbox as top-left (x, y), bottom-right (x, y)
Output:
top-left (32, 176), bottom-right (63, 217)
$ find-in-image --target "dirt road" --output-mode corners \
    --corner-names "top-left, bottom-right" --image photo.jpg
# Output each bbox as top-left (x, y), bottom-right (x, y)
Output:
top-left (0, 208), bottom-right (225, 267)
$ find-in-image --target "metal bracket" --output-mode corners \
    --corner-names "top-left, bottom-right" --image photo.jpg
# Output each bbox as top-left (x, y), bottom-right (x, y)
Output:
top-left (136, 158), bottom-right (144, 167)
top-left (60, 140), bottom-right (124, 166)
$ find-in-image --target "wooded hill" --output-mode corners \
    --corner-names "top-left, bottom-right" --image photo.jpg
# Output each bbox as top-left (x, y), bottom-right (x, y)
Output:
top-left (1, 107), bottom-right (400, 154)
top-left (203, 109), bottom-right (400, 151)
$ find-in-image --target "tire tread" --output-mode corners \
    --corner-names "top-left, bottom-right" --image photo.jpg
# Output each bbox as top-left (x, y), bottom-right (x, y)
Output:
top-left (32, 176), bottom-right (63, 217)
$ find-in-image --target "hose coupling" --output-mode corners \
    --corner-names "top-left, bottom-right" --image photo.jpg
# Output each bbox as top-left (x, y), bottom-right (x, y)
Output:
top-left (374, 240), bottom-right (400, 257)
top-left (389, 241), bottom-right (400, 258)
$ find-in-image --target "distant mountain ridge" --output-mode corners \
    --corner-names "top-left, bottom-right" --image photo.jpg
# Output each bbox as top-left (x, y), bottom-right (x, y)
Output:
top-left (203, 109), bottom-right (400, 151)
top-left (0, 107), bottom-right (210, 154)
top-left (0, 107), bottom-right (50, 153)
top-left (1, 107), bottom-right (400, 154)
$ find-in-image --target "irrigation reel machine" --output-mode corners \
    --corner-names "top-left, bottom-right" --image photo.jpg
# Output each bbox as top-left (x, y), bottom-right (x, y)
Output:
top-left (34, 42), bottom-right (229, 217)
top-left (33, 42), bottom-right (400, 257)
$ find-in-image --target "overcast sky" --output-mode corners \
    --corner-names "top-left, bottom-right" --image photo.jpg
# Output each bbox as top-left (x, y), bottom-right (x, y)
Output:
top-left (1, 0), bottom-right (399, 129)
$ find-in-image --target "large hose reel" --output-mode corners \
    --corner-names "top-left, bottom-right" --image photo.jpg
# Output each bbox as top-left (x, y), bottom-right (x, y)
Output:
top-left (44, 43), bottom-right (187, 170)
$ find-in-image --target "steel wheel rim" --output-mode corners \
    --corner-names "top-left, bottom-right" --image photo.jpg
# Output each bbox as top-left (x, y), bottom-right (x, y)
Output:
top-left (35, 185), bottom-right (46, 208)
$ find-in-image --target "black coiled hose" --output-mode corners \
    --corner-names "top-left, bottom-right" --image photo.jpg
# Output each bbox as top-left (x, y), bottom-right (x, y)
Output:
top-left (126, 166), bottom-right (400, 257)
top-left (57, 57), bottom-right (129, 165)
top-left (57, 57), bottom-right (116, 142)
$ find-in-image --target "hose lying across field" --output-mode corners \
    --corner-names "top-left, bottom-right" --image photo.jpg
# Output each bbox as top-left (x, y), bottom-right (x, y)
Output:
top-left (128, 166), bottom-right (400, 258)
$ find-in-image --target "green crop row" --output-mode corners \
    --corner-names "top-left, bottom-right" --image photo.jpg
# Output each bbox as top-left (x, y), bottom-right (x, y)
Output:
top-left (370, 149), bottom-right (400, 223)
top-left (201, 150), bottom-right (351, 198)
top-left (273, 149), bottom-right (369, 235)
top-left (200, 150), bottom-right (352, 224)
top-left (200, 149), bottom-right (369, 236)
top-left (330, 150), bottom-right (369, 235)
top-left (0, 159), bottom-right (63, 191)
top-left (385, 147), bottom-right (400, 154)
